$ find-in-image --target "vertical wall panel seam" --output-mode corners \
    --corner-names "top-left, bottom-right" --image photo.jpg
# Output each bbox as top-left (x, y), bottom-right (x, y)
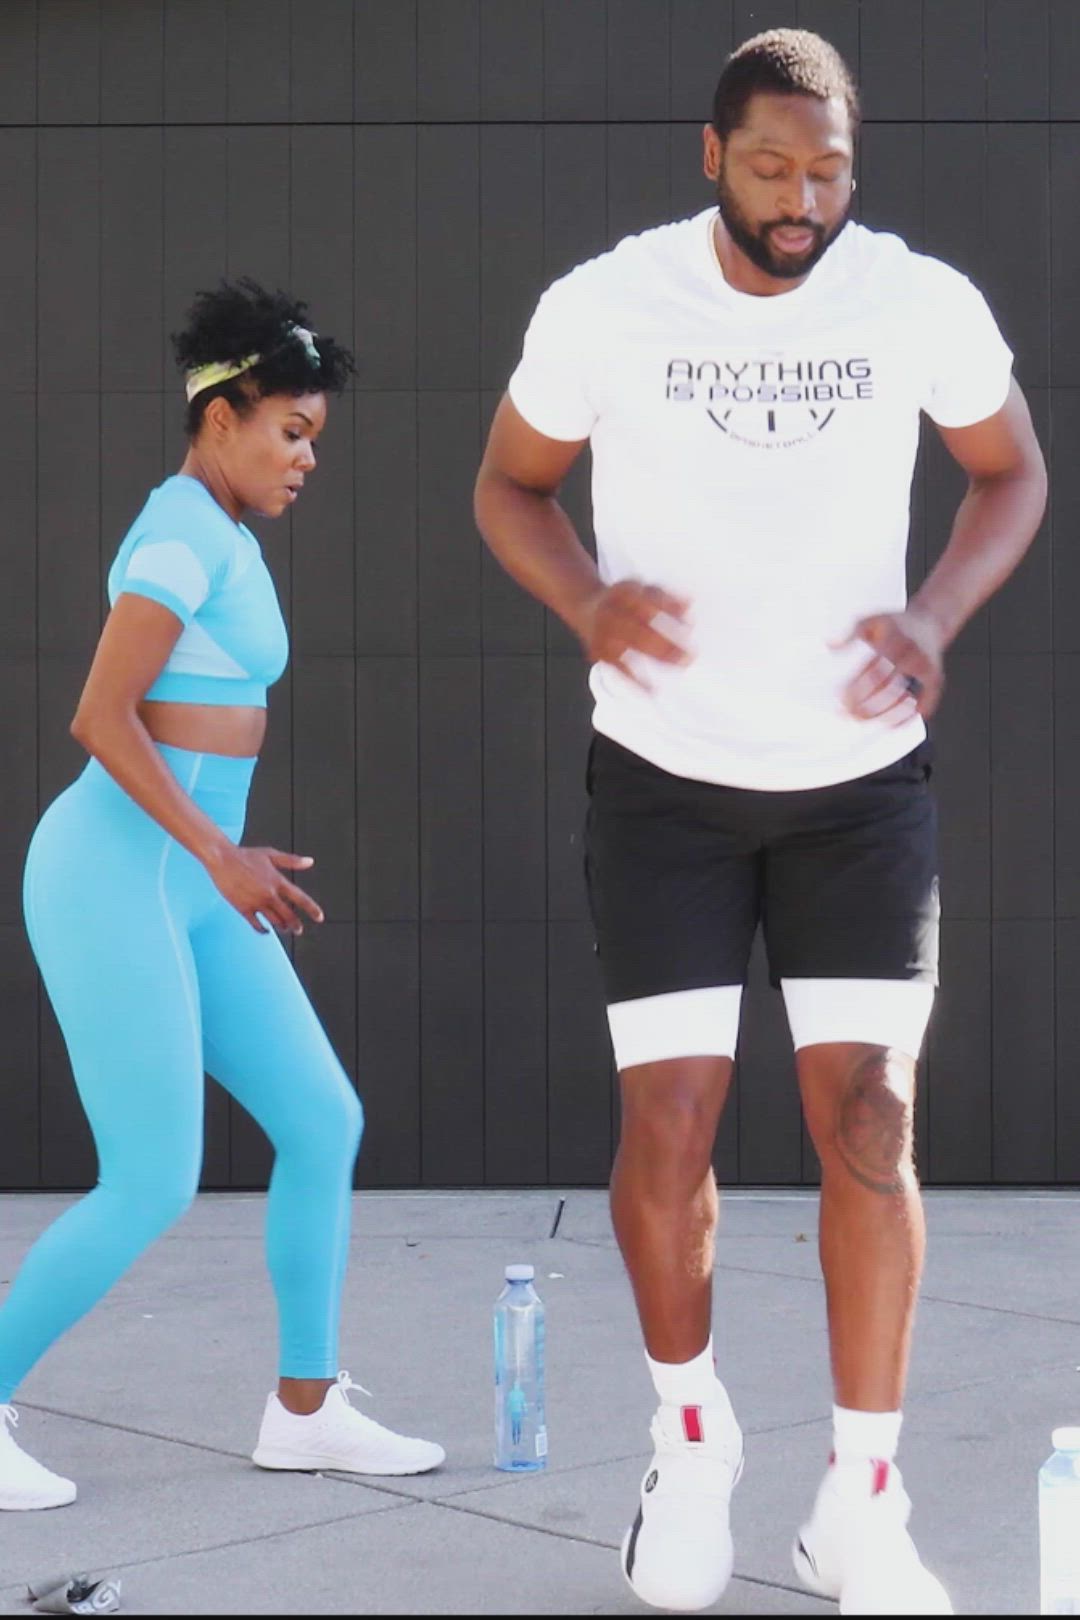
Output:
top-left (224, 76), bottom-right (233, 1180)
top-left (351, 0), bottom-right (360, 1137)
top-left (159, 0), bottom-right (165, 137)
top-left (541, 2), bottom-right (551, 1185)
top-left (920, 82), bottom-right (931, 1181)
top-left (607, 0), bottom-right (615, 1177)
top-left (603, 0), bottom-right (613, 1175)
top-left (477, 4), bottom-right (487, 1184)
top-left (855, 0), bottom-right (862, 100)
top-left (972, 20), bottom-right (992, 1181)
top-left (1046, 70), bottom-right (1059, 1169)
top-left (414, 21), bottom-right (423, 1183)
top-left (97, 124), bottom-right (103, 622)
top-left (920, 0), bottom-right (925, 122)
top-left (159, 69), bottom-right (166, 480)
top-left (33, 88), bottom-right (41, 1182)
top-left (287, 121), bottom-right (295, 890)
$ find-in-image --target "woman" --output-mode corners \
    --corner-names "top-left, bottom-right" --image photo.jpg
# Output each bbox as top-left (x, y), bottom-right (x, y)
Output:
top-left (0, 278), bottom-right (444, 1508)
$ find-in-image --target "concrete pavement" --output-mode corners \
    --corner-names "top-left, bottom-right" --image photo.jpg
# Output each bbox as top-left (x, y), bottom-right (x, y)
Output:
top-left (0, 1187), bottom-right (1076, 1615)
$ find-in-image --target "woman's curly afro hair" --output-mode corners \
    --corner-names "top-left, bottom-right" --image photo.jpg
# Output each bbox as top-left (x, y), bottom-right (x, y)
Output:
top-left (171, 276), bottom-right (355, 437)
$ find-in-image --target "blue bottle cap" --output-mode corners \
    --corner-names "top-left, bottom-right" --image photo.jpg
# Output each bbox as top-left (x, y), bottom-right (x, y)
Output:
top-left (505, 1263), bottom-right (534, 1282)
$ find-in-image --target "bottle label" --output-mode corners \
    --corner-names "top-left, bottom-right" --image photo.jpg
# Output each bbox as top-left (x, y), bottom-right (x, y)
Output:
top-left (1041, 1488), bottom-right (1080, 1610)
top-left (535, 1428), bottom-right (548, 1459)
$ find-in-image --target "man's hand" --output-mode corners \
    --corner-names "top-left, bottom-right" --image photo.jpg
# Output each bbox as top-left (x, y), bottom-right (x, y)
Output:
top-left (573, 580), bottom-right (693, 690)
top-left (834, 606), bottom-right (946, 722)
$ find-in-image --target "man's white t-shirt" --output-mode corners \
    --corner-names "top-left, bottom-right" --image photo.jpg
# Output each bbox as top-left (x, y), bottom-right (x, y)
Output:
top-left (507, 209), bottom-right (1013, 791)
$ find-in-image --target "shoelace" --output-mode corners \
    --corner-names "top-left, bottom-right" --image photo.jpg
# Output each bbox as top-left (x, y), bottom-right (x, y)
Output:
top-left (0, 1405), bottom-right (18, 1442)
top-left (335, 1371), bottom-right (373, 1405)
top-left (332, 1372), bottom-right (421, 1445)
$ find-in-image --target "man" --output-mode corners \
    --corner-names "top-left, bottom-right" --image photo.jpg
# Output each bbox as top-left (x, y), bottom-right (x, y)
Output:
top-left (474, 27), bottom-right (1046, 1619)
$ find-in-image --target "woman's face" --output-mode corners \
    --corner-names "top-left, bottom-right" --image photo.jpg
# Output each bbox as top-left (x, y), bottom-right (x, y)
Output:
top-left (208, 390), bottom-right (328, 518)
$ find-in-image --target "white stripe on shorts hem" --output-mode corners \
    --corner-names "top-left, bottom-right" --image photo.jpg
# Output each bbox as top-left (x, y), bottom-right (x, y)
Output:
top-left (606, 985), bottom-right (744, 1071)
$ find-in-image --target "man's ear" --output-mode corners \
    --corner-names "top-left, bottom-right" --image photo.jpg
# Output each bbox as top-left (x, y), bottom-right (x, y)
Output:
top-left (702, 123), bottom-right (723, 183)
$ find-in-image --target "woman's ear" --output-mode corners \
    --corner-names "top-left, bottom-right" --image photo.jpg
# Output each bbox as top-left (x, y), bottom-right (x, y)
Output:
top-left (202, 393), bottom-right (235, 440)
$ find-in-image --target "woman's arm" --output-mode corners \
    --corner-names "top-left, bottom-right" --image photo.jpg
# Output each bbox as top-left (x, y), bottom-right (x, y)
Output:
top-left (71, 594), bottom-right (321, 934)
top-left (72, 593), bottom-right (237, 866)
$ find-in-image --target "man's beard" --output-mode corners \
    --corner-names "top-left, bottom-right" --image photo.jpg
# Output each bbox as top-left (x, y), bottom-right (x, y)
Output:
top-left (715, 167), bottom-right (849, 281)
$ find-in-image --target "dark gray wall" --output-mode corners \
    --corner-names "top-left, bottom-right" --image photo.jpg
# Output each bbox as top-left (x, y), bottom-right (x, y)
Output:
top-left (0, 0), bottom-right (1076, 1190)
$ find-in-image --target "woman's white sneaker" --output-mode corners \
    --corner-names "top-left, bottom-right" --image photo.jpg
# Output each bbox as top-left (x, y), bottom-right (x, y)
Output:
top-left (0, 1405), bottom-right (76, 1511)
top-left (793, 1458), bottom-right (953, 1615)
top-left (252, 1372), bottom-right (445, 1477)
top-left (620, 1399), bottom-right (744, 1612)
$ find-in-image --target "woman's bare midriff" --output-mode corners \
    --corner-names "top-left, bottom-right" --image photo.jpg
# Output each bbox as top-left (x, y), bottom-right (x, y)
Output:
top-left (138, 701), bottom-right (268, 758)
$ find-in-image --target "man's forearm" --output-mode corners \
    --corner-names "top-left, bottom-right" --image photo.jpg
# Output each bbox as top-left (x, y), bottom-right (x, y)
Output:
top-left (474, 469), bottom-right (602, 640)
top-left (911, 465), bottom-right (1047, 646)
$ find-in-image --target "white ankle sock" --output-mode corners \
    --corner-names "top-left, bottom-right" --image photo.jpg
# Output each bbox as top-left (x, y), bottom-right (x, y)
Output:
top-left (832, 1404), bottom-right (902, 1464)
top-left (645, 1338), bottom-right (725, 1407)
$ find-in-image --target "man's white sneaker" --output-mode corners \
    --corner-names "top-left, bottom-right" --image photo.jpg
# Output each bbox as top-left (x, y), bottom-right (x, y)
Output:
top-left (251, 1371), bottom-right (445, 1477)
top-left (793, 1458), bottom-right (953, 1615)
top-left (621, 1400), bottom-right (744, 1613)
top-left (0, 1405), bottom-right (76, 1511)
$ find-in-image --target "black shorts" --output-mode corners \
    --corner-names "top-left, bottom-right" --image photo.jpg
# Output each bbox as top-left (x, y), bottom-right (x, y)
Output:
top-left (583, 732), bottom-right (940, 1003)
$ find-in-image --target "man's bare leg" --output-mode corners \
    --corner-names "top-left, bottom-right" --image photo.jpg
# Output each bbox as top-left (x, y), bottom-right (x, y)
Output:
top-left (611, 1053), bottom-right (745, 1611)
top-left (797, 1041), bottom-right (924, 1410)
top-left (791, 1041), bottom-right (950, 1613)
top-left (609, 1055), bottom-right (735, 1363)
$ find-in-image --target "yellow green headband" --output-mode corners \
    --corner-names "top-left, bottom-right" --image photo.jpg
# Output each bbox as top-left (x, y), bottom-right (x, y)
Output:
top-left (184, 324), bottom-right (320, 402)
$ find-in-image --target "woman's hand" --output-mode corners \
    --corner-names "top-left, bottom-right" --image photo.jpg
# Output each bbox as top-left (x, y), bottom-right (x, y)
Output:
top-left (205, 844), bottom-right (325, 935)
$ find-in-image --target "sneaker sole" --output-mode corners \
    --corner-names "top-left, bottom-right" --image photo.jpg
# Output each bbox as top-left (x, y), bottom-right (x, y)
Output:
top-left (252, 1447), bottom-right (444, 1477)
top-left (620, 1522), bottom-right (738, 1614)
top-left (0, 1487), bottom-right (77, 1511)
top-left (793, 1531), bottom-right (954, 1615)
top-left (620, 1449), bottom-right (744, 1612)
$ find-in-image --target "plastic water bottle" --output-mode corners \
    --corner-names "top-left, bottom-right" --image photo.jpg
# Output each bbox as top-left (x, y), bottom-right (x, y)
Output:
top-left (1039, 1428), bottom-right (1080, 1613)
top-left (493, 1263), bottom-right (547, 1471)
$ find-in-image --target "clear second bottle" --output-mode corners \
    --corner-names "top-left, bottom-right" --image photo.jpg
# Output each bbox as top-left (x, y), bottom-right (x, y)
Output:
top-left (494, 1263), bottom-right (547, 1471)
top-left (1039, 1427), bottom-right (1080, 1613)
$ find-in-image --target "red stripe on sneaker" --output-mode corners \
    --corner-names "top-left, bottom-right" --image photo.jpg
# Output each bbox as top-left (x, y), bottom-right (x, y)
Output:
top-left (872, 1459), bottom-right (890, 1496)
top-left (682, 1405), bottom-right (704, 1443)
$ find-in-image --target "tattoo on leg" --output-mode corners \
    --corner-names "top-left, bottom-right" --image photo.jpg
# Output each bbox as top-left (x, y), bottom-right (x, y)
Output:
top-left (835, 1050), bottom-right (913, 1196)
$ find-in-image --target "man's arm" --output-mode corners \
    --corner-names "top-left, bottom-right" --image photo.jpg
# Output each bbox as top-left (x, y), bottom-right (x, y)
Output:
top-left (915, 376), bottom-right (1048, 641)
top-left (474, 394), bottom-right (692, 687)
top-left (842, 378), bottom-right (1048, 720)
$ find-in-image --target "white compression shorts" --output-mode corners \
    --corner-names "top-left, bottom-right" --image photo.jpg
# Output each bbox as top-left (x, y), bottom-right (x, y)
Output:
top-left (606, 978), bottom-right (936, 1072)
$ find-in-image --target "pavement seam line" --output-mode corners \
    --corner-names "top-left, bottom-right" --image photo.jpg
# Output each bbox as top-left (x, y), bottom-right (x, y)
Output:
top-left (377, 1495), bottom-right (831, 1604)
top-left (0, 1499), bottom-right (422, 1599)
top-left (708, 1256), bottom-right (1080, 1326)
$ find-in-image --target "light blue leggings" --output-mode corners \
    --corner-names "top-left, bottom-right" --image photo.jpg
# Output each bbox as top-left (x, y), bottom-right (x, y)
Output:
top-left (0, 744), bottom-right (364, 1401)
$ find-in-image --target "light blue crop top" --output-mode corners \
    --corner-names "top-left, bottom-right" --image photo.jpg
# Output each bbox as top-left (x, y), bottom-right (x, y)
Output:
top-left (108, 474), bottom-right (289, 708)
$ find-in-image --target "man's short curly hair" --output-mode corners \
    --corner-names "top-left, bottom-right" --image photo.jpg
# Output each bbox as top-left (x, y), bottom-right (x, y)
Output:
top-left (711, 28), bottom-right (860, 141)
